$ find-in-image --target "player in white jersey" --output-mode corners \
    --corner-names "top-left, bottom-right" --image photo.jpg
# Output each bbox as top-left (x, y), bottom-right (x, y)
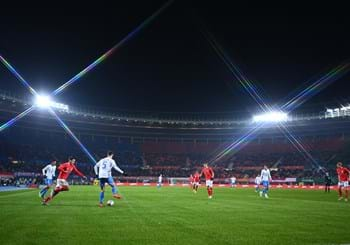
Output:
top-left (260, 165), bottom-right (272, 198)
top-left (255, 174), bottom-right (261, 192)
top-left (157, 174), bottom-right (163, 188)
top-left (94, 151), bottom-right (124, 207)
top-left (39, 160), bottom-right (57, 199)
top-left (230, 176), bottom-right (236, 188)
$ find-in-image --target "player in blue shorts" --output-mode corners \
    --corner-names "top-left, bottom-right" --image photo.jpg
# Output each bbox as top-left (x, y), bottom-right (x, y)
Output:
top-left (259, 165), bottom-right (272, 198)
top-left (94, 151), bottom-right (125, 207)
top-left (39, 160), bottom-right (57, 200)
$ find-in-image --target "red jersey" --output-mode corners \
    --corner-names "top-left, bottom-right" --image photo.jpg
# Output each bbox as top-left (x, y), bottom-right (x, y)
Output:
top-left (201, 167), bottom-right (214, 180)
top-left (57, 162), bottom-right (85, 180)
top-left (337, 167), bottom-right (350, 182)
top-left (189, 176), bottom-right (194, 183)
top-left (193, 173), bottom-right (200, 182)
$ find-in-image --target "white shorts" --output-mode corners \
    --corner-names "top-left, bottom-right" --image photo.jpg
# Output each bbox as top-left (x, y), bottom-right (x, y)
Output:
top-left (193, 182), bottom-right (199, 186)
top-left (56, 179), bottom-right (69, 188)
top-left (205, 180), bottom-right (213, 187)
top-left (338, 181), bottom-right (349, 187)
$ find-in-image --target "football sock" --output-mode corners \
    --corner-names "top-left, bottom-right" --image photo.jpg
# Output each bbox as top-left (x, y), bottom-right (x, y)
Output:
top-left (100, 191), bottom-right (104, 203)
top-left (112, 186), bottom-right (117, 195)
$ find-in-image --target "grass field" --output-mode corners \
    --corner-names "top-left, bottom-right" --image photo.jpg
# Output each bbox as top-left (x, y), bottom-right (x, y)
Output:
top-left (0, 186), bottom-right (350, 245)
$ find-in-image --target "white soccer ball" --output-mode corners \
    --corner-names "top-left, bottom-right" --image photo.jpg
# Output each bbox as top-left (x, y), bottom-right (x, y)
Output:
top-left (107, 200), bottom-right (114, 206)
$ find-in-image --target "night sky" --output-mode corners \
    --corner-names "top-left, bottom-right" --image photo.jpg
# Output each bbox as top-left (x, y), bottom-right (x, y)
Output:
top-left (0, 1), bottom-right (349, 115)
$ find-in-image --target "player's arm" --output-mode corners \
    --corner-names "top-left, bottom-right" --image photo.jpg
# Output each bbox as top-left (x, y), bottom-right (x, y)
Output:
top-left (268, 170), bottom-right (272, 181)
top-left (94, 161), bottom-right (101, 176)
top-left (72, 165), bottom-right (85, 178)
top-left (112, 160), bottom-right (124, 174)
top-left (211, 168), bottom-right (214, 179)
top-left (345, 168), bottom-right (350, 175)
top-left (52, 166), bottom-right (56, 177)
top-left (42, 165), bottom-right (49, 176)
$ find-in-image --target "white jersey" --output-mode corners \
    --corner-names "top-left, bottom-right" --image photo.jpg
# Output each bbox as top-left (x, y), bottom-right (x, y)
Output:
top-left (255, 176), bottom-right (261, 185)
top-left (158, 175), bottom-right (162, 183)
top-left (261, 169), bottom-right (271, 182)
top-left (231, 177), bottom-right (236, 183)
top-left (94, 157), bottom-right (124, 178)
top-left (42, 164), bottom-right (56, 179)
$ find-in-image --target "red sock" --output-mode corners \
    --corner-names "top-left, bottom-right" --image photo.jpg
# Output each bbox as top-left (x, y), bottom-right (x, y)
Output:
top-left (210, 188), bottom-right (213, 196)
top-left (207, 188), bottom-right (210, 196)
top-left (338, 187), bottom-right (343, 197)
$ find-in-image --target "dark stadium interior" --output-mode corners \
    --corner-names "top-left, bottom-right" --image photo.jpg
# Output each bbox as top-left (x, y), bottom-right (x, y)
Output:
top-left (1, 93), bottom-right (350, 186)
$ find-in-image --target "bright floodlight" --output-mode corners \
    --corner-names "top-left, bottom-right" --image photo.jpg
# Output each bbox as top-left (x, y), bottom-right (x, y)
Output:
top-left (252, 111), bottom-right (288, 123)
top-left (35, 95), bottom-right (52, 108)
top-left (35, 95), bottom-right (69, 111)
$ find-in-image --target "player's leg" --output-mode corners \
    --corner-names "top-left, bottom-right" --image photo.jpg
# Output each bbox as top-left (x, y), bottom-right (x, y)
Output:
top-left (262, 181), bottom-right (269, 198)
top-left (108, 176), bottom-right (122, 199)
top-left (40, 179), bottom-right (53, 198)
top-left (39, 178), bottom-right (49, 198)
top-left (205, 180), bottom-right (210, 197)
top-left (99, 178), bottom-right (107, 207)
top-left (44, 180), bottom-right (69, 204)
top-left (195, 183), bottom-right (198, 193)
top-left (207, 180), bottom-right (213, 198)
top-left (209, 186), bottom-right (213, 198)
top-left (338, 182), bottom-right (343, 200)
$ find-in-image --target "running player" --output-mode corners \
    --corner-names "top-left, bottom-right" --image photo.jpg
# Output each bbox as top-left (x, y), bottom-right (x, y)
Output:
top-left (336, 162), bottom-right (350, 201)
top-left (193, 171), bottom-right (200, 193)
top-left (200, 163), bottom-right (214, 199)
top-left (157, 174), bottom-right (163, 188)
top-left (260, 165), bottom-right (272, 198)
top-left (39, 159), bottom-right (57, 200)
top-left (324, 172), bottom-right (331, 193)
top-left (255, 174), bottom-right (261, 192)
top-left (189, 174), bottom-right (194, 189)
top-left (230, 176), bottom-right (237, 188)
top-left (43, 156), bottom-right (86, 205)
top-left (94, 151), bottom-right (124, 207)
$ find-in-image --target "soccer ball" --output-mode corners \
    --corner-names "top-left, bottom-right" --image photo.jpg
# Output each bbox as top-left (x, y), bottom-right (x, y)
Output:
top-left (106, 200), bottom-right (114, 206)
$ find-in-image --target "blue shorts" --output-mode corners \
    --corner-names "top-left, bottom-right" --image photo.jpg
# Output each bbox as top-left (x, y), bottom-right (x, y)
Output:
top-left (108, 176), bottom-right (115, 186)
top-left (100, 177), bottom-right (115, 190)
top-left (99, 178), bottom-right (109, 189)
top-left (45, 178), bottom-right (53, 185)
top-left (262, 180), bottom-right (269, 188)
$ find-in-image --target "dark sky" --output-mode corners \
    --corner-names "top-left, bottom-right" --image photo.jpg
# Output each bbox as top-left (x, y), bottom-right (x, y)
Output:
top-left (0, 1), bottom-right (349, 115)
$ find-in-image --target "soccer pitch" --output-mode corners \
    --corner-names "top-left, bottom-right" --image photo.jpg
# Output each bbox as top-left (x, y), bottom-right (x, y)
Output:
top-left (0, 186), bottom-right (349, 245)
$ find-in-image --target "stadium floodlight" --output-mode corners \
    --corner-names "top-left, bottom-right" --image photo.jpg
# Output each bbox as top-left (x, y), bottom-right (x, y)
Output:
top-left (35, 95), bottom-right (52, 108)
top-left (35, 95), bottom-right (69, 111)
top-left (252, 111), bottom-right (288, 123)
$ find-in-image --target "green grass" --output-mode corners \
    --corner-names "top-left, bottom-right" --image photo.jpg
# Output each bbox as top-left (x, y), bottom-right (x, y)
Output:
top-left (0, 186), bottom-right (349, 245)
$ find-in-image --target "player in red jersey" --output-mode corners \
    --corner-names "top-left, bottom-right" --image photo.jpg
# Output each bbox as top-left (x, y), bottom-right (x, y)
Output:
top-left (336, 162), bottom-right (350, 201)
top-left (193, 171), bottom-right (200, 193)
top-left (189, 174), bottom-right (194, 189)
top-left (43, 156), bottom-right (86, 205)
top-left (200, 163), bottom-right (214, 199)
